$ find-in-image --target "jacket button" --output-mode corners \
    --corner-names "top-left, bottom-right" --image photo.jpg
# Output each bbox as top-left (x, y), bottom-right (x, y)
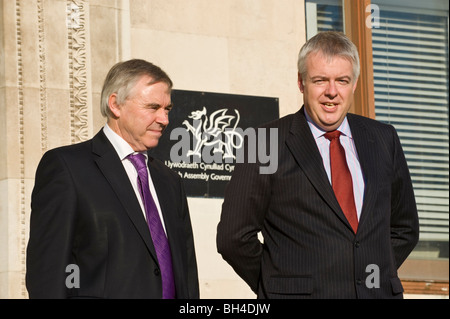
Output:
top-left (154, 268), bottom-right (160, 276)
top-left (354, 241), bottom-right (360, 248)
top-left (356, 279), bottom-right (362, 285)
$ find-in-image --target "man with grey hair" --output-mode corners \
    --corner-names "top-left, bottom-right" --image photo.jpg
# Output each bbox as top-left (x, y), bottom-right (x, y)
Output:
top-left (26, 59), bottom-right (199, 299)
top-left (217, 31), bottom-right (419, 298)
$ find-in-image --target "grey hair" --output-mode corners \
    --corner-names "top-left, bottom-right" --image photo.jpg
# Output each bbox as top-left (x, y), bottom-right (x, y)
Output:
top-left (297, 31), bottom-right (360, 83)
top-left (100, 59), bottom-right (173, 118)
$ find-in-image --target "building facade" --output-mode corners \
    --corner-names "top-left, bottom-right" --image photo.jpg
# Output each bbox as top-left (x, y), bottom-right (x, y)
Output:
top-left (0, 0), bottom-right (448, 298)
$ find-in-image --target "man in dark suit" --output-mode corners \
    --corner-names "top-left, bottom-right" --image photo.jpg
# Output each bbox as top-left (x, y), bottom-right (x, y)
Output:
top-left (26, 59), bottom-right (199, 299)
top-left (217, 31), bottom-right (419, 298)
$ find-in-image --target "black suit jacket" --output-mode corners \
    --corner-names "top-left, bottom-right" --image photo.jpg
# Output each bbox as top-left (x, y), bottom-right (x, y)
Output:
top-left (217, 108), bottom-right (419, 299)
top-left (26, 129), bottom-right (199, 299)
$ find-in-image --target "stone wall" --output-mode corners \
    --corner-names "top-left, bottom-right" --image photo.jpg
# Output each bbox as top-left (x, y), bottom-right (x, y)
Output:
top-left (0, 0), bottom-right (305, 298)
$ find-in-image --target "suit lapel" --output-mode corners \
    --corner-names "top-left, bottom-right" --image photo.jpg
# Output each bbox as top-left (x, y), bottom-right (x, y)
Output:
top-left (285, 109), bottom-right (346, 223)
top-left (91, 130), bottom-right (159, 262)
top-left (347, 114), bottom-right (379, 230)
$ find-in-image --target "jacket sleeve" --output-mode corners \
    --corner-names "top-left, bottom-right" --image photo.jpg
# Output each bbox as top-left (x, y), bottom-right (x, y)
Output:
top-left (26, 149), bottom-right (77, 298)
top-left (179, 179), bottom-right (200, 298)
top-left (216, 155), bottom-right (271, 293)
top-left (389, 125), bottom-right (420, 268)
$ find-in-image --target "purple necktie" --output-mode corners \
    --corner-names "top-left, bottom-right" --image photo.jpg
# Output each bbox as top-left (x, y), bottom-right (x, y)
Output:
top-left (127, 153), bottom-right (175, 299)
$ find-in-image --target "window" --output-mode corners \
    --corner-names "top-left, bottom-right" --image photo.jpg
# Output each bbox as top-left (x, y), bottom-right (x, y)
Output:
top-left (305, 0), bottom-right (449, 283)
top-left (371, 0), bottom-right (449, 263)
top-left (305, 0), bottom-right (343, 37)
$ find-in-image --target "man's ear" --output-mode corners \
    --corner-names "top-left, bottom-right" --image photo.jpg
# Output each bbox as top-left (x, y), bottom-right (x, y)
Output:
top-left (298, 72), bottom-right (305, 93)
top-left (108, 93), bottom-right (121, 118)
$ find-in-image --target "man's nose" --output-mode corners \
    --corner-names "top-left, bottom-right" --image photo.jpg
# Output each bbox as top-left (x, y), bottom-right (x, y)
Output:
top-left (325, 81), bottom-right (338, 98)
top-left (156, 108), bottom-right (169, 125)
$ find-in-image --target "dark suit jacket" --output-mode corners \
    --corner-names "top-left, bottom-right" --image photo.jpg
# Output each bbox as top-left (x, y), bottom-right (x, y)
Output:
top-left (26, 129), bottom-right (199, 299)
top-left (217, 107), bottom-right (419, 299)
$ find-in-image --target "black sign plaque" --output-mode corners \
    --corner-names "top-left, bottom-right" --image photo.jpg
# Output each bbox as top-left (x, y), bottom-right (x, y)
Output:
top-left (149, 89), bottom-right (279, 198)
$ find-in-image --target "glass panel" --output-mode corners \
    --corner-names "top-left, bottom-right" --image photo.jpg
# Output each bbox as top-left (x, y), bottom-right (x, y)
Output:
top-left (305, 0), bottom-right (343, 39)
top-left (371, 1), bottom-right (449, 263)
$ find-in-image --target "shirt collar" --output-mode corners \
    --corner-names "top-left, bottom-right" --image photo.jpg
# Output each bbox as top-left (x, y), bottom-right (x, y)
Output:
top-left (103, 124), bottom-right (148, 161)
top-left (304, 108), bottom-right (352, 140)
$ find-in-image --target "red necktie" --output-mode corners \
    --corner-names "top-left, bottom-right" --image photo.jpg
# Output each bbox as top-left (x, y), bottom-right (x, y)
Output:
top-left (324, 130), bottom-right (358, 233)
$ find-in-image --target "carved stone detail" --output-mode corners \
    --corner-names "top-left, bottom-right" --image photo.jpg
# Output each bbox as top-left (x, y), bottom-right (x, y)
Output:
top-left (67, 0), bottom-right (89, 143)
top-left (14, 0), bottom-right (27, 298)
top-left (37, 0), bottom-right (48, 153)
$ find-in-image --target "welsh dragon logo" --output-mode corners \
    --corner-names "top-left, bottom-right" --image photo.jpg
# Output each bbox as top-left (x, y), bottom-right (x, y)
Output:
top-left (182, 107), bottom-right (244, 160)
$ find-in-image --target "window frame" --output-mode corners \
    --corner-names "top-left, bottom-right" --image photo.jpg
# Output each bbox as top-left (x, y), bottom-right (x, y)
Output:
top-left (343, 0), bottom-right (376, 119)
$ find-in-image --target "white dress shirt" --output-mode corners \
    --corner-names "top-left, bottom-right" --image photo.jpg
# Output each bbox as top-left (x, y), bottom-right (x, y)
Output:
top-left (304, 110), bottom-right (365, 220)
top-left (103, 124), bottom-right (167, 234)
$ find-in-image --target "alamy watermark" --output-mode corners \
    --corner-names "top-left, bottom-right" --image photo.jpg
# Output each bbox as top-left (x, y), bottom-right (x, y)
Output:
top-left (366, 4), bottom-right (380, 29)
top-left (65, 264), bottom-right (80, 289)
top-left (366, 264), bottom-right (380, 289)
top-left (63, 263), bottom-right (379, 291)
